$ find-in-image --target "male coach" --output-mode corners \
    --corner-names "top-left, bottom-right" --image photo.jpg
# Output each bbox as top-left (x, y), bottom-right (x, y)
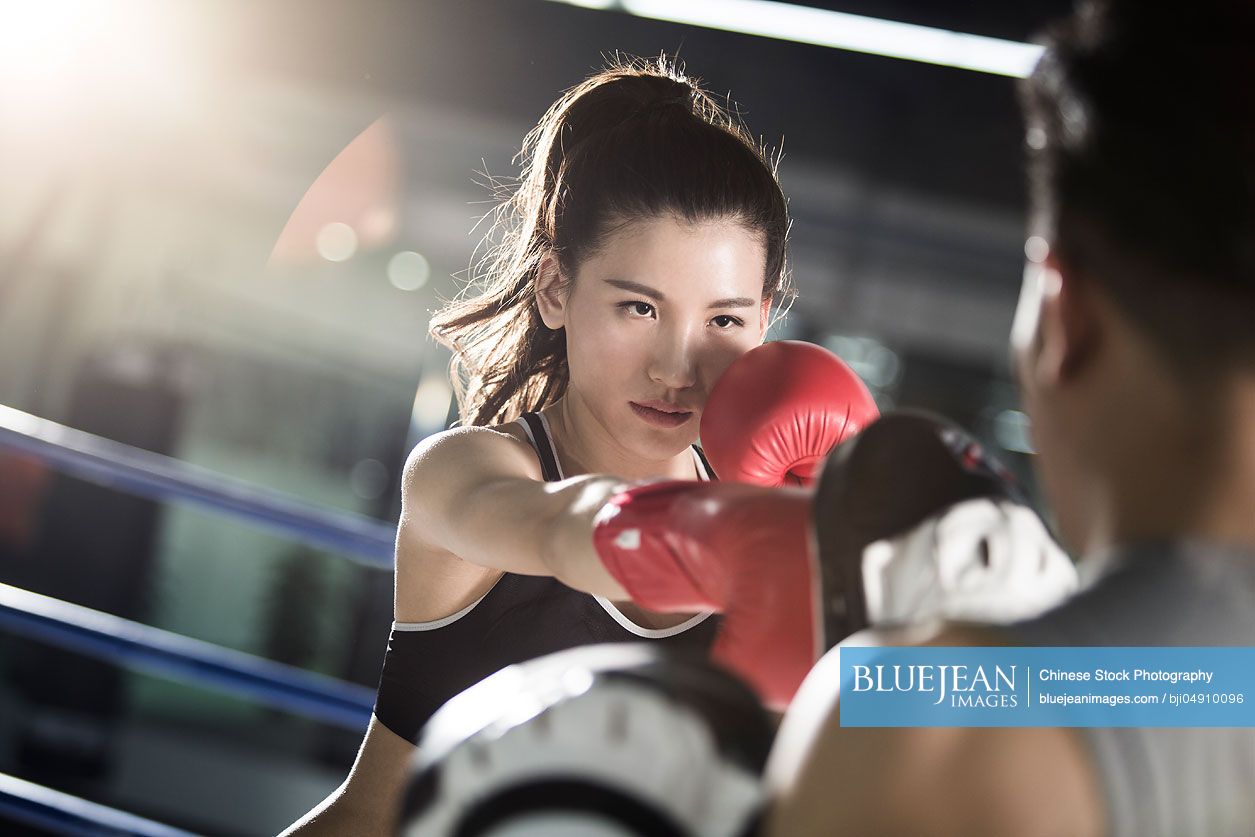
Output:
top-left (765, 1), bottom-right (1255, 835)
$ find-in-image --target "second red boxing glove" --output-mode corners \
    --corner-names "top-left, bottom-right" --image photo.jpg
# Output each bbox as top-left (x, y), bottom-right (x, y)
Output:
top-left (592, 479), bottom-right (817, 709)
top-left (700, 341), bottom-right (880, 487)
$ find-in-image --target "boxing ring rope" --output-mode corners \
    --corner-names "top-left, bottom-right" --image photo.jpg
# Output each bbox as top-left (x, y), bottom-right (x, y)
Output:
top-left (0, 402), bottom-right (391, 728)
top-left (0, 582), bottom-right (376, 731)
top-left (0, 772), bottom-right (198, 837)
top-left (0, 404), bottom-right (396, 833)
top-left (0, 405), bottom-right (396, 569)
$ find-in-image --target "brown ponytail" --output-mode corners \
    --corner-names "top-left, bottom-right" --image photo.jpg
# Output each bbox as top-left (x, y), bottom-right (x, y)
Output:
top-left (429, 55), bottom-right (793, 427)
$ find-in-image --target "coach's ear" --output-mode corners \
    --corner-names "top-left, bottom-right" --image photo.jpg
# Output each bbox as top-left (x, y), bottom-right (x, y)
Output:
top-left (1016, 251), bottom-right (1102, 391)
top-left (535, 252), bottom-right (569, 330)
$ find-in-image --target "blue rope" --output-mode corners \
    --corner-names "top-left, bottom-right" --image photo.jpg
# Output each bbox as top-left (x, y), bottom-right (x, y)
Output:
top-left (0, 404), bottom-right (396, 569)
top-left (0, 772), bottom-right (199, 836)
top-left (0, 583), bottom-right (376, 732)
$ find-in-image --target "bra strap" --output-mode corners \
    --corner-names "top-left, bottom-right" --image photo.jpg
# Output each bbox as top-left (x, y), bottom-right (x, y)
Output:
top-left (519, 412), bottom-right (563, 482)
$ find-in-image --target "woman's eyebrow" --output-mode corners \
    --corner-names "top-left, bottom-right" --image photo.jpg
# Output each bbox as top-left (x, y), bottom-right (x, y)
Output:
top-left (605, 278), bottom-right (664, 300)
top-left (708, 296), bottom-right (758, 309)
top-left (603, 278), bottom-right (756, 309)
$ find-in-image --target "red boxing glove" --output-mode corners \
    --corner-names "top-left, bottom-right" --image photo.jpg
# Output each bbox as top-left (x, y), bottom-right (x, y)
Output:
top-left (592, 480), bottom-right (816, 709)
top-left (701, 341), bottom-right (879, 487)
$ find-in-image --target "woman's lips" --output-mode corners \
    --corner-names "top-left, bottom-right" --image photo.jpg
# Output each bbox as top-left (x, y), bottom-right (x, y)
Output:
top-left (630, 401), bottom-right (694, 428)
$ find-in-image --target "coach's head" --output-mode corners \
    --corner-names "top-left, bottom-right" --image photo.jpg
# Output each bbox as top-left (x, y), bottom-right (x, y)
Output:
top-left (1010, 0), bottom-right (1255, 557)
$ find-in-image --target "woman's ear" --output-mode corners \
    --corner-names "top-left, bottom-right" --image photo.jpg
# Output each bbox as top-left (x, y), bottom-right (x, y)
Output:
top-left (535, 252), bottom-right (568, 330)
top-left (758, 295), bottom-right (773, 340)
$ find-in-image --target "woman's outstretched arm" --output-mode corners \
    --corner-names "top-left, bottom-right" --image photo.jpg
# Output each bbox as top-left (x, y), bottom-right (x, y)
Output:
top-left (281, 425), bottom-right (628, 835)
top-left (395, 425), bottom-right (630, 614)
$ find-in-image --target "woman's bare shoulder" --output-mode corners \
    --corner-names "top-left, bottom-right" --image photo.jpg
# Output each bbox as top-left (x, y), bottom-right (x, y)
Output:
top-left (394, 422), bottom-right (543, 622)
top-left (397, 422), bottom-right (545, 554)
top-left (403, 423), bottom-right (541, 489)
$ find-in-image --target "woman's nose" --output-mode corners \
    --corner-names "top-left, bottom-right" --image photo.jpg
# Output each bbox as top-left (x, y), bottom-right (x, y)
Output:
top-left (647, 328), bottom-right (699, 390)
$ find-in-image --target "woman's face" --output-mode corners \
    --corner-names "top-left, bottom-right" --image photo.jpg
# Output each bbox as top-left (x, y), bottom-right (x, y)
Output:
top-left (539, 214), bottom-right (771, 461)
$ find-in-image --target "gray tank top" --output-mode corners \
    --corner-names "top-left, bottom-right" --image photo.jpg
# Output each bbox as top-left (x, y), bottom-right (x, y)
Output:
top-left (1008, 541), bottom-right (1255, 837)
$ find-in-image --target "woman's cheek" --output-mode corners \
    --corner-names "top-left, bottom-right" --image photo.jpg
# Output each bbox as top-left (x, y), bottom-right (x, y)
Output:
top-left (568, 302), bottom-right (631, 350)
top-left (569, 317), bottom-right (641, 378)
top-left (698, 342), bottom-right (747, 389)
top-left (600, 315), bottom-right (648, 349)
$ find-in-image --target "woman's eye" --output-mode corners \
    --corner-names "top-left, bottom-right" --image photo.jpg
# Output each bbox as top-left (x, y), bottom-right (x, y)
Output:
top-left (621, 301), bottom-right (655, 318)
top-left (711, 315), bottom-right (744, 329)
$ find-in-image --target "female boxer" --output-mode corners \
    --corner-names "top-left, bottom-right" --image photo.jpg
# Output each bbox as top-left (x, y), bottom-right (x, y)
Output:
top-left (281, 56), bottom-right (793, 835)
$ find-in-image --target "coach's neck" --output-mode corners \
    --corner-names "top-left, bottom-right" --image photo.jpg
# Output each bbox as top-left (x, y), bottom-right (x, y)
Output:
top-left (1097, 365), bottom-right (1255, 555)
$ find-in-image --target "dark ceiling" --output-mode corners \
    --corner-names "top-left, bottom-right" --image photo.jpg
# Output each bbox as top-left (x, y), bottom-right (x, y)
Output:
top-left (237, 0), bottom-right (1077, 211)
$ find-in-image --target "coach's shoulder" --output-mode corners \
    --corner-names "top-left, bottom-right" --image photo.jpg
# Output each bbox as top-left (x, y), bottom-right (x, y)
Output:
top-left (766, 622), bottom-right (1106, 837)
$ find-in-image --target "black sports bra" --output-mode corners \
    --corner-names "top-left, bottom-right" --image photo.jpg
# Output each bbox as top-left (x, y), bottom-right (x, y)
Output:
top-left (372, 413), bottom-right (721, 742)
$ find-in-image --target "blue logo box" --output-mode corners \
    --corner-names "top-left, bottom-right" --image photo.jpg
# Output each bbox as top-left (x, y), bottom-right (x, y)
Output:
top-left (838, 647), bottom-right (1255, 727)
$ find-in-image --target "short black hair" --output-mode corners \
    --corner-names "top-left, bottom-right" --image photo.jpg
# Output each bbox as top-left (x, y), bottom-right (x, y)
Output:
top-left (1020, 0), bottom-right (1255, 373)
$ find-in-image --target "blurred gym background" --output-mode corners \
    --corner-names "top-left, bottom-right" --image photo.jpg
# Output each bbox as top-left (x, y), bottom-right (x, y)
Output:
top-left (0, 1), bottom-right (1070, 832)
